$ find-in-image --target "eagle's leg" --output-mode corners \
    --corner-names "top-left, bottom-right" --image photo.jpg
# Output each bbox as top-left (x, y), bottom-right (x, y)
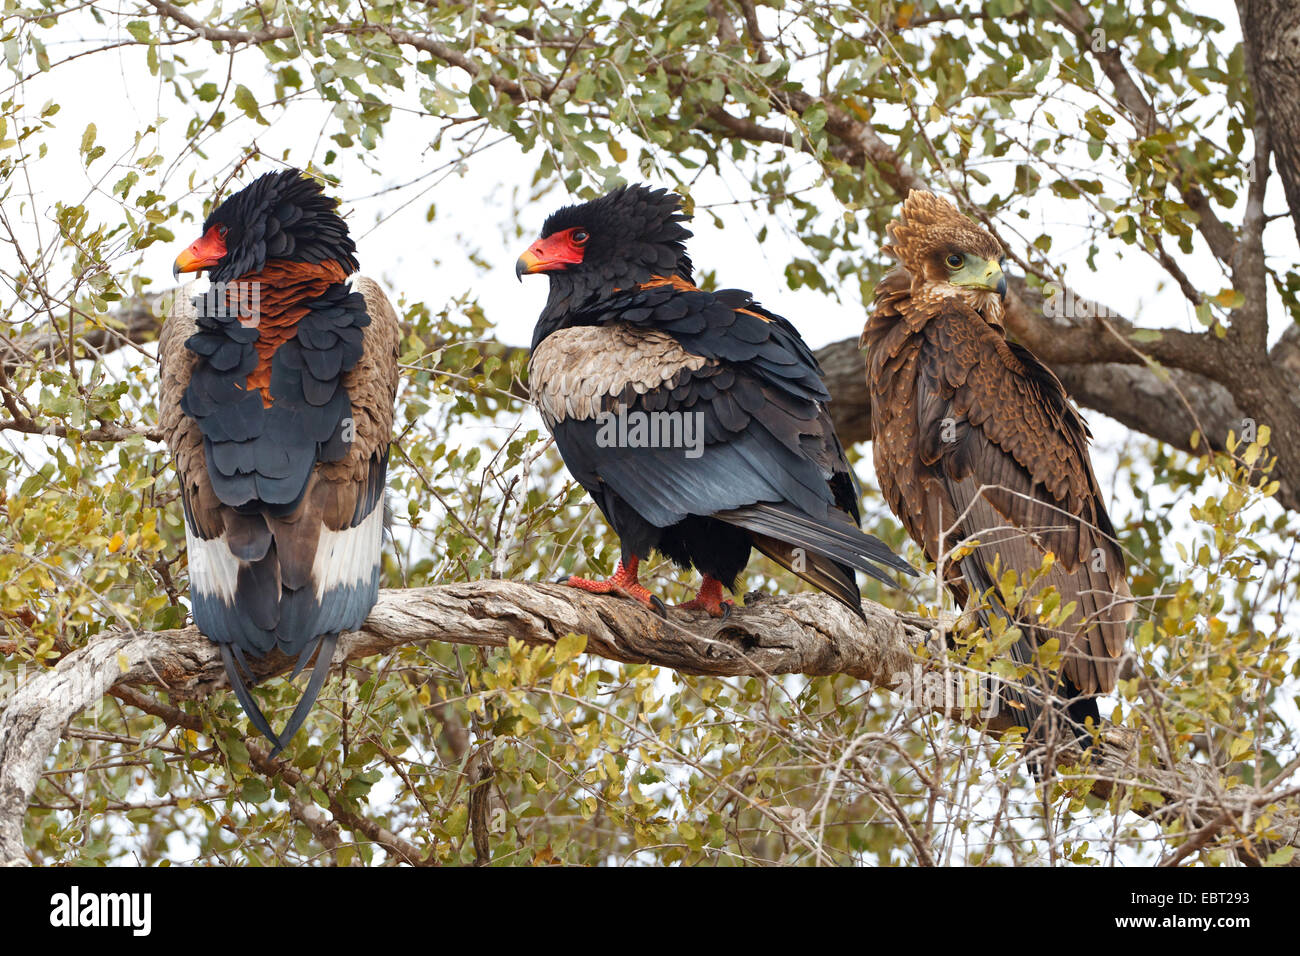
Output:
top-left (677, 575), bottom-right (734, 619)
top-left (563, 556), bottom-right (665, 614)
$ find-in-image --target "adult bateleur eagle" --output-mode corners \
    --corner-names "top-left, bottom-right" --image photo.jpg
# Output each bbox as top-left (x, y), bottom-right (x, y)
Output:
top-left (861, 190), bottom-right (1132, 749)
top-left (518, 184), bottom-right (915, 618)
top-left (161, 169), bottom-right (399, 756)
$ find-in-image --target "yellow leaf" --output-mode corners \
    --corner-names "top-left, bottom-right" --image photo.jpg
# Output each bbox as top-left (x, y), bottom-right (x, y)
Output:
top-left (1228, 733), bottom-right (1253, 761)
top-left (555, 631), bottom-right (587, 664)
top-left (108, 530), bottom-right (124, 553)
top-left (1212, 287), bottom-right (1244, 309)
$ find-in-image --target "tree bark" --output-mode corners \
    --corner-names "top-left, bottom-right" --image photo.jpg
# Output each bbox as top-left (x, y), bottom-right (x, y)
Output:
top-left (0, 581), bottom-right (1294, 865)
top-left (1239, 0), bottom-right (1300, 246)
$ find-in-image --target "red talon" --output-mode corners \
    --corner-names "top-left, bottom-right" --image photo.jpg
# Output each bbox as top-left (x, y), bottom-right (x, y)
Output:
top-left (678, 576), bottom-right (734, 618)
top-left (563, 556), bottom-right (658, 607)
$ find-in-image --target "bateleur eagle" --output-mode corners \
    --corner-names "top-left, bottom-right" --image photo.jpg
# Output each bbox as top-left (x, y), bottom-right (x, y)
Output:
top-left (519, 184), bottom-right (915, 618)
top-left (861, 190), bottom-right (1132, 748)
top-left (162, 169), bottom-right (399, 755)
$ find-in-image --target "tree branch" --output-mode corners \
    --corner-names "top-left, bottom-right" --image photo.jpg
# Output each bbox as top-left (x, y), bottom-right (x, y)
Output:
top-left (1052, 0), bottom-right (1238, 265)
top-left (1, 581), bottom-right (1295, 865)
top-left (142, 1), bottom-right (578, 102)
top-left (1237, 0), bottom-right (1300, 246)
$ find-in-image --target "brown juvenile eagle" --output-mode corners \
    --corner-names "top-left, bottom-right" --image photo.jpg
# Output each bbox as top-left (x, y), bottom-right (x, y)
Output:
top-left (861, 190), bottom-right (1132, 745)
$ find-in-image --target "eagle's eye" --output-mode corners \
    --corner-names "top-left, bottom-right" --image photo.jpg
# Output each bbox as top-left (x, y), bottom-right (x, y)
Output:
top-left (572, 230), bottom-right (590, 244)
top-left (945, 253), bottom-right (964, 269)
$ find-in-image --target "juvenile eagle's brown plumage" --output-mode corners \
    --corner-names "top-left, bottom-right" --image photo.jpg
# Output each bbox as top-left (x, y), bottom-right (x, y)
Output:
top-left (862, 190), bottom-right (1132, 742)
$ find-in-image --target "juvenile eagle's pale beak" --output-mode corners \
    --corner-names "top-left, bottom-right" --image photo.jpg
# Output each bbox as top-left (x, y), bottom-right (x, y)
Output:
top-left (952, 256), bottom-right (1006, 298)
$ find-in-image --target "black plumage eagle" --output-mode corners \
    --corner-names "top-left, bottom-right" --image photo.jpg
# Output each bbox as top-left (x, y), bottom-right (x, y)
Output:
top-left (519, 184), bottom-right (915, 617)
top-left (161, 169), bottom-right (399, 755)
top-left (862, 190), bottom-right (1132, 746)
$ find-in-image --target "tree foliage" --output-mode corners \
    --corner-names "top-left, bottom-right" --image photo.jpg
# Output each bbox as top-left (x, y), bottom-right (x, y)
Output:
top-left (0, 0), bottom-right (1298, 865)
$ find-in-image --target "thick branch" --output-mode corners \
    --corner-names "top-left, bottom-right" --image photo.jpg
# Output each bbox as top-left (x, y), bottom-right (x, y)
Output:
top-left (1238, 0), bottom-right (1300, 246)
top-left (0, 294), bottom-right (163, 376)
top-left (1, 581), bottom-right (1295, 865)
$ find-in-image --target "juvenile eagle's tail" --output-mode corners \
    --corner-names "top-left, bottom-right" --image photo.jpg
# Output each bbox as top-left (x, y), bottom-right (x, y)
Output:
top-left (957, 553), bottom-right (1101, 777)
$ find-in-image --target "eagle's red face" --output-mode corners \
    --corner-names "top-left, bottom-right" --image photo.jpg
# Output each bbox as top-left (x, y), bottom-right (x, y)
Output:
top-left (516, 226), bottom-right (590, 277)
top-left (173, 223), bottom-right (229, 277)
top-left (171, 169), bottom-right (360, 285)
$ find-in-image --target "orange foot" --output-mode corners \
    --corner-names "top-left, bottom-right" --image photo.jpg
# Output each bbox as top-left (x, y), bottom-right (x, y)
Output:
top-left (562, 556), bottom-right (666, 616)
top-left (678, 576), bottom-right (734, 619)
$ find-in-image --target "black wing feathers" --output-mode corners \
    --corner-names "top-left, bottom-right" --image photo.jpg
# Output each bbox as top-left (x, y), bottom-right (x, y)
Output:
top-left (181, 280), bottom-right (383, 755)
top-left (183, 285), bottom-right (370, 510)
top-left (547, 281), bottom-right (913, 608)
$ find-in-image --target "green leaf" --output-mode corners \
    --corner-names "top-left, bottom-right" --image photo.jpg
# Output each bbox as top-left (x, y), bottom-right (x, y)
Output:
top-left (233, 84), bottom-right (267, 124)
top-left (241, 779), bottom-right (270, 804)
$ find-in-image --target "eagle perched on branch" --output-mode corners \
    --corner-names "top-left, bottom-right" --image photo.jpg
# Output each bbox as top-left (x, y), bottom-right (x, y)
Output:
top-left (162, 169), bottom-right (399, 755)
top-left (862, 190), bottom-right (1132, 745)
top-left (519, 184), bottom-right (915, 617)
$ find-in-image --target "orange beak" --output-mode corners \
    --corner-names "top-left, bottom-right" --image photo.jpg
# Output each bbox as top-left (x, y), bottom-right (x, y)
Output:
top-left (515, 248), bottom-right (545, 279)
top-left (173, 226), bottom-right (227, 279)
